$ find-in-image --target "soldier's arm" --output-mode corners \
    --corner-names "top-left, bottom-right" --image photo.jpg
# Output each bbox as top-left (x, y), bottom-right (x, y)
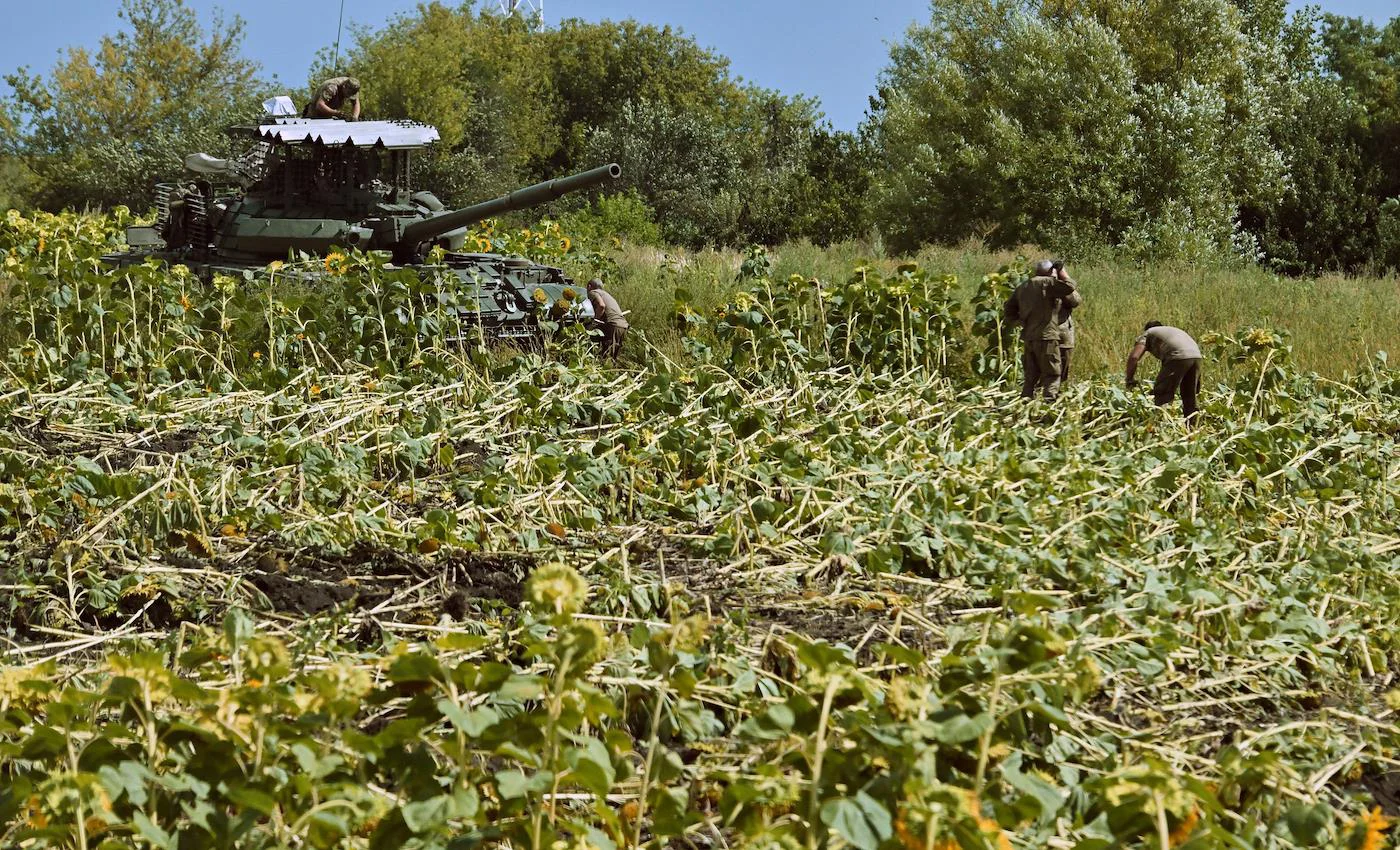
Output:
top-left (311, 85), bottom-right (343, 117)
top-left (1003, 293), bottom-right (1020, 323)
top-left (1125, 342), bottom-right (1147, 387)
top-left (1057, 270), bottom-right (1082, 308)
top-left (349, 97), bottom-right (361, 120)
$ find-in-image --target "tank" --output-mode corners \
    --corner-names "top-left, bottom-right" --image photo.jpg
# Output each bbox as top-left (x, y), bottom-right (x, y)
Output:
top-left (101, 114), bottom-right (621, 340)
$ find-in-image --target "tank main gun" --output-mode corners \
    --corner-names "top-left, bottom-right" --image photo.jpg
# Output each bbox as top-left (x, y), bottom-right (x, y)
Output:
top-left (101, 114), bottom-right (627, 341)
top-left (396, 163), bottom-right (621, 253)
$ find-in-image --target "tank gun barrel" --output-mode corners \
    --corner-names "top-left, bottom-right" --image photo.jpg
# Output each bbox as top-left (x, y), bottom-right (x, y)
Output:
top-left (398, 163), bottom-right (622, 247)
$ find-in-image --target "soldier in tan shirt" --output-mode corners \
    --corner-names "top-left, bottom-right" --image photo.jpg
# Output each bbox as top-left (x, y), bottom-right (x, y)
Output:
top-left (1126, 321), bottom-right (1203, 422)
top-left (586, 278), bottom-right (629, 361)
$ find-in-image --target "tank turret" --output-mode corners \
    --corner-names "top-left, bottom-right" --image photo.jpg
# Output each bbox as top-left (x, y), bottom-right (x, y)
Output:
top-left (102, 115), bottom-right (622, 340)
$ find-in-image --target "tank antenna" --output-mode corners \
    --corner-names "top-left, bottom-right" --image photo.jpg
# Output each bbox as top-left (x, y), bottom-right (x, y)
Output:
top-left (332, 0), bottom-right (346, 71)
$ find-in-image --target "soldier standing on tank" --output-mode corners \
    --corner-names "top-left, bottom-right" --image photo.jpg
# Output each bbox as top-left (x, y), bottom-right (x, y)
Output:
top-left (1005, 259), bottom-right (1082, 400)
top-left (587, 278), bottom-right (629, 361)
top-left (303, 76), bottom-right (362, 120)
top-left (1125, 321), bottom-right (1204, 423)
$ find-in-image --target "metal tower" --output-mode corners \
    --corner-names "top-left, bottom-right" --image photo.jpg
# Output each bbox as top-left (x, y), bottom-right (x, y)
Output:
top-left (499, 0), bottom-right (544, 23)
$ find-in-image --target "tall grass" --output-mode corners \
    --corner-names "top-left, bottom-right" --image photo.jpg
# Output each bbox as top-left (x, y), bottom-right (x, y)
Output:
top-left (593, 239), bottom-right (1400, 379)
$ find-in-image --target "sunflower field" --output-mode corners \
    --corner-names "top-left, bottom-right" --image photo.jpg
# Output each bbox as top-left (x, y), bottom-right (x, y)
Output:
top-left (0, 211), bottom-right (1397, 850)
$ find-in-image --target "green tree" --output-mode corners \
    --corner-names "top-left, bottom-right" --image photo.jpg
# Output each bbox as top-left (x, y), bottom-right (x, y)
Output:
top-left (869, 0), bottom-right (1317, 261)
top-left (3, 0), bottom-right (264, 210)
top-left (543, 18), bottom-right (746, 172)
top-left (787, 126), bottom-right (873, 247)
top-left (871, 5), bottom-right (1139, 254)
top-left (1241, 77), bottom-right (1381, 273)
top-left (1319, 14), bottom-right (1400, 270)
top-left (326, 2), bottom-right (557, 203)
top-left (583, 99), bottom-right (746, 246)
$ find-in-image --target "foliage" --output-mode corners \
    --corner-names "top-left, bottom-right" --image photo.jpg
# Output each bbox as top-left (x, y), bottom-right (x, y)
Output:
top-left (969, 267), bottom-right (1020, 379)
top-left (556, 191), bottom-right (664, 248)
top-left (324, 5), bottom-right (869, 248)
top-left (2, 205), bottom-right (1400, 850)
top-left (872, 6), bottom-right (1140, 255)
top-left (542, 17), bottom-right (746, 173)
top-left (324, 4), bottom-right (555, 203)
top-left (1, 0), bottom-right (265, 211)
top-left (869, 0), bottom-right (1400, 270)
top-left (684, 257), bottom-right (964, 380)
top-left (584, 99), bottom-right (747, 247)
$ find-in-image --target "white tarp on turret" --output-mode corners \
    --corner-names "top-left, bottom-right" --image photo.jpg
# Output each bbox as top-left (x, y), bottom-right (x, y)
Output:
top-left (251, 118), bottom-right (441, 150)
top-left (263, 96), bottom-right (299, 116)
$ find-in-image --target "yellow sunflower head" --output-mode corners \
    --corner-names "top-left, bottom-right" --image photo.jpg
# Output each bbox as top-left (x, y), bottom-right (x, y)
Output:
top-left (324, 252), bottom-right (349, 275)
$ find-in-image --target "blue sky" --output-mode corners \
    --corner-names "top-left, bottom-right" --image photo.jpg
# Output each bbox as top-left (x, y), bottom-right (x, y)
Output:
top-left (1, 0), bottom-right (1392, 131)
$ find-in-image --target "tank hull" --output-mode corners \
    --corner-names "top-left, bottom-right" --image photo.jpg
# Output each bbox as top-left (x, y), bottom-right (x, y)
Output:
top-left (100, 248), bottom-right (596, 343)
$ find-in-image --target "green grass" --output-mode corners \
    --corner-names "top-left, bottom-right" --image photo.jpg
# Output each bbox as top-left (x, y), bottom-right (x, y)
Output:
top-left (592, 239), bottom-right (1400, 380)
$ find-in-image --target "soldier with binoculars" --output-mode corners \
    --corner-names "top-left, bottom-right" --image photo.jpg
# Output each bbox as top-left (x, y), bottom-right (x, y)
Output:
top-left (1004, 259), bottom-right (1082, 401)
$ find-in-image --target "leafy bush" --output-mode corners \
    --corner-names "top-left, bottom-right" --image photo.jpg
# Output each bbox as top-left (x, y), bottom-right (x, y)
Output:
top-left (557, 191), bottom-right (664, 248)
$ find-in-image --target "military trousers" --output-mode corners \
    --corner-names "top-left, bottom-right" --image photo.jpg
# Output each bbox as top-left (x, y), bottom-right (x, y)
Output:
top-left (1153, 357), bottom-right (1201, 422)
top-left (1059, 347), bottom-right (1073, 385)
top-left (600, 324), bottom-right (627, 361)
top-left (1020, 340), bottom-right (1062, 401)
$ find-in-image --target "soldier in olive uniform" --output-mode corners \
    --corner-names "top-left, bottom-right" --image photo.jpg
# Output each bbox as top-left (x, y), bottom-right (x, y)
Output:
top-left (1056, 264), bottom-right (1078, 384)
top-left (303, 76), bottom-right (362, 120)
top-left (587, 278), bottom-right (629, 361)
top-left (1125, 321), bottom-right (1203, 422)
top-left (1005, 259), bottom-right (1082, 400)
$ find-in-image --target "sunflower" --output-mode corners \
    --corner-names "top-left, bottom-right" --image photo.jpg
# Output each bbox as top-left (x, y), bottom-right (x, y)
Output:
top-left (1350, 807), bottom-right (1393, 850)
top-left (1169, 807), bottom-right (1200, 847)
top-left (532, 288), bottom-right (548, 305)
top-left (324, 252), bottom-right (349, 275)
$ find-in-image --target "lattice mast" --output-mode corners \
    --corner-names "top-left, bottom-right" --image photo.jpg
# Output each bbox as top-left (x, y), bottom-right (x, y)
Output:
top-left (499, 0), bottom-right (543, 23)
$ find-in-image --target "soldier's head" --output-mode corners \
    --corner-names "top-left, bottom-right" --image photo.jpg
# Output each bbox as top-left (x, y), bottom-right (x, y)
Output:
top-left (587, 278), bottom-right (604, 292)
top-left (1144, 320), bottom-right (1163, 331)
top-left (343, 78), bottom-right (361, 95)
top-left (1032, 259), bottom-right (1054, 276)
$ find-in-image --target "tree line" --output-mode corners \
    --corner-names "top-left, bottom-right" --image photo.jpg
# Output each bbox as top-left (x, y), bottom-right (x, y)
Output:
top-left (2, 0), bottom-right (1397, 273)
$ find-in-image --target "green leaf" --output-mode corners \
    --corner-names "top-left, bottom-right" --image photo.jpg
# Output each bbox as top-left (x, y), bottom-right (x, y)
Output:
top-left (496, 674), bottom-right (546, 700)
top-left (401, 795), bottom-right (452, 834)
top-left (306, 810), bottom-right (350, 849)
top-left (223, 607), bottom-right (254, 652)
top-left (132, 811), bottom-right (177, 850)
top-left (1283, 803), bottom-right (1330, 844)
top-left (566, 736), bottom-right (616, 796)
top-left (820, 791), bottom-right (893, 850)
top-left (496, 769), bottom-right (530, 799)
top-left (436, 633), bottom-right (490, 652)
top-left (436, 698), bottom-right (499, 737)
top-left (1001, 752), bottom-right (1065, 824)
top-left (929, 711), bottom-right (993, 744)
top-left (388, 652), bottom-right (446, 685)
top-left (98, 760), bottom-right (153, 807)
top-left (796, 639), bottom-right (853, 675)
top-left (291, 742), bottom-right (342, 780)
top-left (225, 786), bottom-right (278, 815)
